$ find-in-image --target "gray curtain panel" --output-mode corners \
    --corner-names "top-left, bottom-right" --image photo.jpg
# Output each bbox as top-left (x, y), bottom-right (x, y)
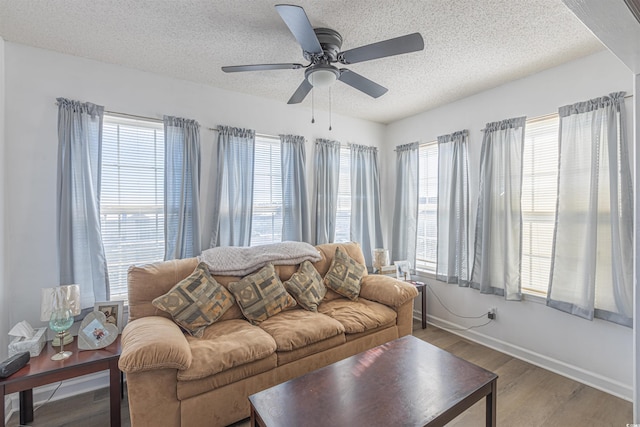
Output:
top-left (548, 92), bottom-right (632, 327)
top-left (391, 142), bottom-right (418, 265)
top-left (437, 130), bottom-right (470, 285)
top-left (56, 98), bottom-right (109, 307)
top-left (314, 139), bottom-right (340, 244)
top-left (210, 125), bottom-right (255, 247)
top-left (280, 134), bottom-right (310, 243)
top-left (350, 143), bottom-right (384, 268)
top-left (471, 117), bottom-right (526, 300)
top-left (164, 116), bottom-right (202, 260)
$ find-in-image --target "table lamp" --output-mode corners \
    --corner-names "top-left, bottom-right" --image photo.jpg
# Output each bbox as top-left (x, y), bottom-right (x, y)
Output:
top-left (40, 285), bottom-right (81, 354)
top-left (372, 248), bottom-right (390, 273)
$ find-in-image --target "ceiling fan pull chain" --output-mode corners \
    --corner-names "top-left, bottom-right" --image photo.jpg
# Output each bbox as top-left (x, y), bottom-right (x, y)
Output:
top-left (329, 87), bottom-right (332, 131)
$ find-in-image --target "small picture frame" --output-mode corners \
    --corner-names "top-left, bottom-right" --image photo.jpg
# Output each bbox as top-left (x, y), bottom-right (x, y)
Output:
top-left (77, 311), bottom-right (118, 350)
top-left (394, 260), bottom-right (412, 281)
top-left (94, 301), bottom-right (124, 332)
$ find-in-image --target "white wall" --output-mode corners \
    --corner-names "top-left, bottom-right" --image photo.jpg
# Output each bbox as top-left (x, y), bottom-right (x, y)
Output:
top-left (634, 71), bottom-right (639, 421)
top-left (0, 36), bottom-right (7, 361)
top-left (384, 50), bottom-right (634, 400)
top-left (2, 42), bottom-right (385, 330)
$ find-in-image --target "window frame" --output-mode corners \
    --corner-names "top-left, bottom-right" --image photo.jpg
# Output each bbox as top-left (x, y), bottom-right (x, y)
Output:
top-left (334, 144), bottom-right (352, 243)
top-left (415, 140), bottom-right (438, 274)
top-left (520, 113), bottom-right (560, 297)
top-left (250, 134), bottom-right (283, 246)
top-left (100, 114), bottom-right (165, 302)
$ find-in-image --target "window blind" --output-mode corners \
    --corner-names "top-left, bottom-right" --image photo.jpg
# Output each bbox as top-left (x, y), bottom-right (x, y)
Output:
top-left (416, 142), bottom-right (438, 272)
top-left (251, 135), bottom-right (282, 246)
top-left (335, 146), bottom-right (351, 243)
top-left (101, 115), bottom-right (165, 302)
top-left (521, 114), bottom-right (559, 296)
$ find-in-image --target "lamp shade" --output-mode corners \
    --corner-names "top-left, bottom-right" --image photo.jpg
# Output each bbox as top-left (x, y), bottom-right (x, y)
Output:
top-left (372, 248), bottom-right (390, 271)
top-left (40, 284), bottom-right (81, 321)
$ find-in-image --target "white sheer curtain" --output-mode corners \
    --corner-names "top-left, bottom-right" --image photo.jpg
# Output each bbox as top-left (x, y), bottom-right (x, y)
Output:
top-left (350, 144), bottom-right (384, 268)
top-left (547, 92), bottom-right (632, 327)
top-left (210, 125), bottom-right (255, 247)
top-left (57, 98), bottom-right (108, 307)
top-left (164, 116), bottom-right (201, 259)
top-left (314, 139), bottom-right (340, 244)
top-left (437, 130), bottom-right (469, 285)
top-left (471, 117), bottom-right (526, 300)
top-left (391, 142), bottom-right (418, 264)
top-left (280, 134), bottom-right (310, 242)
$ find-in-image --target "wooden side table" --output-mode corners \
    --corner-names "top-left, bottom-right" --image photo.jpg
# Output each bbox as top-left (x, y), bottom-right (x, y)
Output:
top-left (408, 281), bottom-right (427, 329)
top-left (0, 335), bottom-right (122, 427)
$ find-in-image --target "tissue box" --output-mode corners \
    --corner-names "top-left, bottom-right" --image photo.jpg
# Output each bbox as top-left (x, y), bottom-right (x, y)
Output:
top-left (8, 327), bottom-right (47, 357)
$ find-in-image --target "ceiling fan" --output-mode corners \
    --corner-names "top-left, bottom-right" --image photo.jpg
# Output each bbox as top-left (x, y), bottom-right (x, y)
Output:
top-left (221, 4), bottom-right (425, 104)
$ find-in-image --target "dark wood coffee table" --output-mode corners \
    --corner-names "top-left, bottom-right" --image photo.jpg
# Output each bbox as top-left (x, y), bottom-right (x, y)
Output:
top-left (249, 335), bottom-right (497, 427)
top-left (0, 336), bottom-right (122, 427)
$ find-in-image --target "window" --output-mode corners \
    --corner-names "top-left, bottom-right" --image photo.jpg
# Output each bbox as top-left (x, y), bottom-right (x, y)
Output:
top-left (101, 115), bottom-right (165, 301)
top-left (521, 114), bottom-right (559, 296)
top-left (251, 135), bottom-right (282, 246)
top-left (335, 145), bottom-right (351, 242)
top-left (415, 142), bottom-right (438, 272)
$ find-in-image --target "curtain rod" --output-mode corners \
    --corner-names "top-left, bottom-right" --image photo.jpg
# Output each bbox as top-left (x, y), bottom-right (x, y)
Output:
top-left (206, 128), bottom-right (276, 139)
top-left (105, 110), bottom-right (163, 123)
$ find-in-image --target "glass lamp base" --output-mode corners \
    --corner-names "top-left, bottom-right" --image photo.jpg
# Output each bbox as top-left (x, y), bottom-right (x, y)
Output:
top-left (52, 331), bottom-right (74, 346)
top-left (51, 350), bottom-right (72, 361)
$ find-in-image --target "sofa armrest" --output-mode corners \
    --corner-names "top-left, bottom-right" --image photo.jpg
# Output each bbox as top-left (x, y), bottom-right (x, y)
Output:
top-left (119, 316), bottom-right (192, 373)
top-left (359, 275), bottom-right (418, 308)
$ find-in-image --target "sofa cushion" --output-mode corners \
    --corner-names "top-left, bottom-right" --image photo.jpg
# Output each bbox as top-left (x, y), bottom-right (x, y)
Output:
top-left (152, 262), bottom-right (236, 337)
top-left (177, 319), bottom-right (277, 381)
top-left (128, 257), bottom-right (199, 322)
top-left (318, 298), bottom-right (397, 334)
top-left (276, 334), bottom-right (347, 366)
top-left (283, 261), bottom-right (327, 312)
top-left (228, 263), bottom-right (297, 324)
top-left (313, 242), bottom-right (368, 277)
top-left (323, 247), bottom-right (366, 301)
top-left (259, 309), bottom-right (345, 352)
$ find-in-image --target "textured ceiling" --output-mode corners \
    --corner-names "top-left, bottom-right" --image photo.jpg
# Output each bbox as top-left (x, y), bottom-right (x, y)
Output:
top-left (0, 0), bottom-right (604, 124)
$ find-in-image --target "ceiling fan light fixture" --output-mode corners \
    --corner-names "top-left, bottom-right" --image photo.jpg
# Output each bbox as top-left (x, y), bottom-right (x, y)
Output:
top-left (306, 66), bottom-right (339, 88)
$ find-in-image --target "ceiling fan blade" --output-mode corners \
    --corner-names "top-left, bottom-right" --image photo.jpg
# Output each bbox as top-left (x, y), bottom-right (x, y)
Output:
top-left (222, 63), bottom-right (304, 73)
top-left (338, 69), bottom-right (388, 98)
top-left (275, 4), bottom-right (323, 54)
top-left (287, 79), bottom-right (313, 104)
top-left (338, 33), bottom-right (424, 64)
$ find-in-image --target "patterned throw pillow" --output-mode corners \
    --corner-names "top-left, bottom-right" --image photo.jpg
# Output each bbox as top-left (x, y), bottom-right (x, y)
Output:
top-left (283, 260), bottom-right (327, 312)
top-left (152, 262), bottom-right (236, 337)
top-left (324, 247), bottom-right (366, 301)
top-left (228, 263), bottom-right (297, 324)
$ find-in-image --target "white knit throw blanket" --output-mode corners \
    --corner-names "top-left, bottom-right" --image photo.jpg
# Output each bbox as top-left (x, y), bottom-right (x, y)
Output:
top-left (197, 241), bottom-right (321, 276)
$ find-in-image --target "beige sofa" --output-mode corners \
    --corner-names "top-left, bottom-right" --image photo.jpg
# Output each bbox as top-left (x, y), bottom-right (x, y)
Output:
top-left (119, 242), bottom-right (418, 427)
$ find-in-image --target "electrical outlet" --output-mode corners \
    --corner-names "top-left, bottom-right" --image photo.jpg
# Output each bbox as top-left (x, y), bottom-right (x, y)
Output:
top-left (488, 307), bottom-right (497, 320)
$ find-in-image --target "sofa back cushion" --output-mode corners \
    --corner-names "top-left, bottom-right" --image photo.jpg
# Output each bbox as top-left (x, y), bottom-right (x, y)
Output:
top-left (128, 258), bottom-right (243, 322)
top-left (128, 242), bottom-right (367, 322)
top-left (313, 242), bottom-right (367, 277)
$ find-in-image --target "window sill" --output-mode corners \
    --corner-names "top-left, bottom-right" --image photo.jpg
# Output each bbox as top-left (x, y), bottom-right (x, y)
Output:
top-left (413, 270), bottom-right (436, 281)
top-left (522, 292), bottom-right (547, 305)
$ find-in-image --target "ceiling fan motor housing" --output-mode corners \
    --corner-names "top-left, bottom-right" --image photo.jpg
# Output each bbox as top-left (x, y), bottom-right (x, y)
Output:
top-left (305, 27), bottom-right (343, 62)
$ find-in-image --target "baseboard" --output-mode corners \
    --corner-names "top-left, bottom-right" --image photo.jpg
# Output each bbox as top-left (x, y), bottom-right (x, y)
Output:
top-left (413, 310), bottom-right (633, 402)
top-left (4, 371), bottom-right (111, 425)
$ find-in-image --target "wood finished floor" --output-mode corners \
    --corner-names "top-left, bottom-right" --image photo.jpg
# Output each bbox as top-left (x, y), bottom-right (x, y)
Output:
top-left (8, 319), bottom-right (632, 426)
